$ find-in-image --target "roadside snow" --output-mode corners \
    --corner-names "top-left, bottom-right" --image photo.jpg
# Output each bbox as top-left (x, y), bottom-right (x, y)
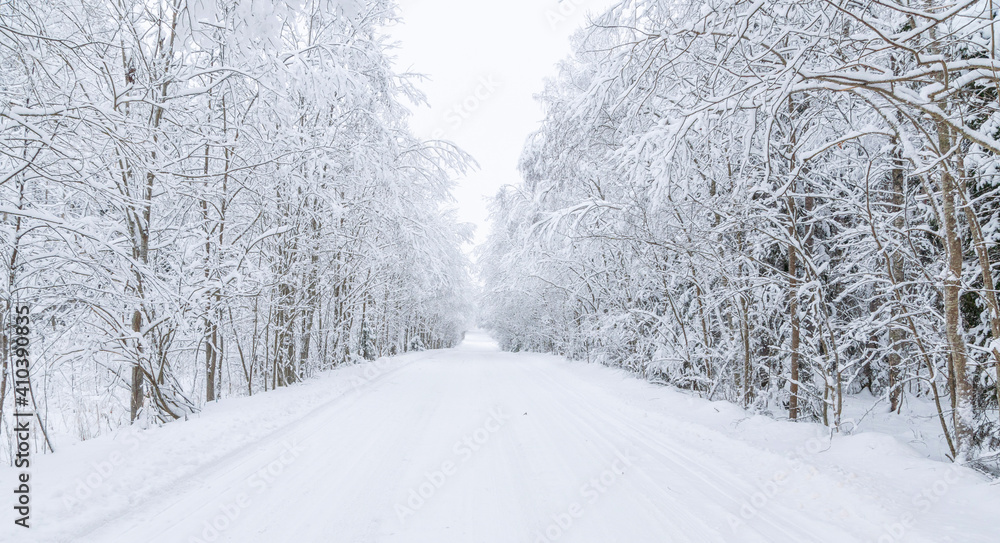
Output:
top-left (2, 332), bottom-right (996, 543)
top-left (2, 352), bottom-right (415, 542)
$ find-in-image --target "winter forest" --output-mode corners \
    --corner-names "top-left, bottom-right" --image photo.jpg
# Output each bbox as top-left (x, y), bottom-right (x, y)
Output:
top-left (481, 1), bottom-right (1000, 467)
top-left (1, 1), bottom-right (472, 435)
top-left (2, 0), bottom-right (1000, 540)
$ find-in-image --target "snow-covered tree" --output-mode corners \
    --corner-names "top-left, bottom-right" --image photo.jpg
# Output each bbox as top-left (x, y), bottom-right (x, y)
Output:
top-left (481, 0), bottom-right (1000, 465)
top-left (0, 0), bottom-right (472, 454)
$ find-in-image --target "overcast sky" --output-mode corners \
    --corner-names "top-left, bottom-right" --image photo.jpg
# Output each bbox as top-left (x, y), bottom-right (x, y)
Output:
top-left (386, 0), bottom-right (616, 250)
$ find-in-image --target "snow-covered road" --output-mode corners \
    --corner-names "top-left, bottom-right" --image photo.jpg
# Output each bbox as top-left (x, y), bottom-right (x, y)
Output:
top-left (11, 332), bottom-right (999, 542)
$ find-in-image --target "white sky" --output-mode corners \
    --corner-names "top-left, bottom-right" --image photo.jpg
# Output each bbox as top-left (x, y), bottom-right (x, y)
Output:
top-left (386, 0), bottom-right (616, 250)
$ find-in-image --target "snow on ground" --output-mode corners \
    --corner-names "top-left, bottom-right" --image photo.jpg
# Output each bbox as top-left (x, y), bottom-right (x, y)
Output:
top-left (2, 331), bottom-right (998, 542)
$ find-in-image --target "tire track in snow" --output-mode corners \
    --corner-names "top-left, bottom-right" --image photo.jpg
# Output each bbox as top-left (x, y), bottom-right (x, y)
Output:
top-left (524, 359), bottom-right (762, 542)
top-left (526, 359), bottom-right (884, 542)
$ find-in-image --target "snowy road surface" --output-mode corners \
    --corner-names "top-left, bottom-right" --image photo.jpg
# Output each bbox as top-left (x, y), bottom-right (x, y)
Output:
top-left (11, 332), bottom-right (999, 542)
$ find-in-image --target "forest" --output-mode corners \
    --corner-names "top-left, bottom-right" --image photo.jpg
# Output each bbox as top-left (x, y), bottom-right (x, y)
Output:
top-left (4, 0), bottom-right (1000, 478)
top-left (0, 0), bottom-right (472, 450)
top-left (481, 0), bottom-right (1000, 466)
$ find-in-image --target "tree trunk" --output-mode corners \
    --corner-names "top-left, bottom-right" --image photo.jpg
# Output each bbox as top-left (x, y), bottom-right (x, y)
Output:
top-left (788, 230), bottom-right (800, 421)
top-left (130, 308), bottom-right (144, 421)
top-left (887, 141), bottom-right (906, 413)
top-left (940, 161), bottom-right (973, 459)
